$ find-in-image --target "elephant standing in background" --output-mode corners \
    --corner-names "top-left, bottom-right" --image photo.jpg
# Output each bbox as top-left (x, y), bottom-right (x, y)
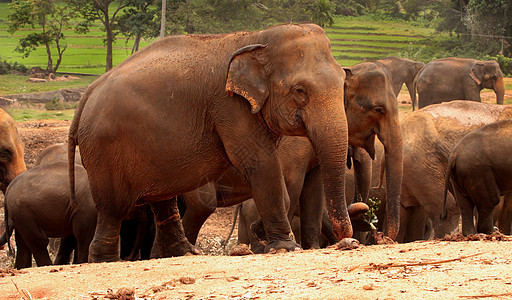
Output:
top-left (0, 108), bottom-right (26, 193)
top-left (0, 162), bottom-right (96, 269)
top-left (443, 119), bottom-right (512, 235)
top-left (412, 57), bottom-right (505, 110)
top-left (35, 143), bottom-right (82, 166)
top-left (182, 61), bottom-right (403, 250)
top-left (69, 24), bottom-right (352, 262)
top-left (376, 56), bottom-right (424, 100)
top-left (374, 101), bottom-right (512, 242)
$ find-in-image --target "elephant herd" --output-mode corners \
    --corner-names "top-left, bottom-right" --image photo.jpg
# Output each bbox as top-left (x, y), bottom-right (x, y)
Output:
top-left (0, 24), bottom-right (510, 269)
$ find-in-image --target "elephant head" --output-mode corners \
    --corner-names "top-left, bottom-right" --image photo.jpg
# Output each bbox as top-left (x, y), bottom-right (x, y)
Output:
top-left (226, 24), bottom-right (352, 239)
top-left (343, 62), bottom-right (403, 240)
top-left (0, 109), bottom-right (26, 193)
top-left (470, 60), bottom-right (505, 105)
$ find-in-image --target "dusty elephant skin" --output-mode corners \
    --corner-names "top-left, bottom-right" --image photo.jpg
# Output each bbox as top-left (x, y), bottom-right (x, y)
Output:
top-left (0, 108), bottom-right (26, 193)
top-left (443, 119), bottom-right (512, 236)
top-left (373, 101), bottom-right (512, 242)
top-left (412, 57), bottom-right (505, 110)
top-left (0, 161), bottom-right (96, 269)
top-left (181, 61), bottom-right (403, 250)
top-left (68, 24), bottom-right (351, 262)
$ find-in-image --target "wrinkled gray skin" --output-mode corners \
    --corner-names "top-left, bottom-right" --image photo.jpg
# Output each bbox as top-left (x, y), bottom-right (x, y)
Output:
top-left (182, 62), bottom-right (403, 249)
top-left (373, 101), bottom-right (512, 242)
top-left (0, 108), bottom-right (26, 194)
top-left (376, 56), bottom-right (424, 100)
top-left (69, 24), bottom-right (351, 262)
top-left (412, 58), bottom-right (505, 111)
top-left (0, 162), bottom-right (96, 269)
top-left (443, 119), bottom-right (512, 235)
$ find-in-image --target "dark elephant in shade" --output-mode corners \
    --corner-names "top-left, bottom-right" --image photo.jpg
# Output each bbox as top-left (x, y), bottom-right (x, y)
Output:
top-left (0, 162), bottom-right (96, 269)
top-left (372, 101), bottom-right (512, 242)
top-left (35, 143), bottom-right (155, 262)
top-left (0, 108), bottom-right (27, 193)
top-left (376, 56), bottom-right (424, 100)
top-left (69, 24), bottom-right (353, 262)
top-left (443, 119), bottom-right (512, 235)
top-left (181, 61), bottom-right (403, 250)
top-left (412, 57), bottom-right (505, 110)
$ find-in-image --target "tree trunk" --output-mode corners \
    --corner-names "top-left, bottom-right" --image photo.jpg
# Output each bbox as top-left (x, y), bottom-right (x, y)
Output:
top-left (160, 0), bottom-right (166, 39)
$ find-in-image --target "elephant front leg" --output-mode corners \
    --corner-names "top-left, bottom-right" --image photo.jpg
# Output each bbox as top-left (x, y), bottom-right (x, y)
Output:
top-left (151, 199), bottom-right (200, 257)
top-left (299, 166), bottom-right (324, 249)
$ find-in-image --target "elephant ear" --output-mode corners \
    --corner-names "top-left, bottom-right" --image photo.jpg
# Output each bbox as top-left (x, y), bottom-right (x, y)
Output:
top-left (226, 44), bottom-right (270, 114)
top-left (469, 62), bottom-right (485, 85)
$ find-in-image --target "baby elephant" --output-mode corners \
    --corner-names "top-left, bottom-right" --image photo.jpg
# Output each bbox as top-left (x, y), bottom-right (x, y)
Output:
top-left (443, 119), bottom-right (512, 235)
top-left (0, 161), bottom-right (96, 269)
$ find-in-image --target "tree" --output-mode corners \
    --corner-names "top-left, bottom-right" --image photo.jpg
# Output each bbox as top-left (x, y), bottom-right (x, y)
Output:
top-left (68, 0), bottom-right (131, 72)
top-left (160, 0), bottom-right (166, 38)
top-left (118, 0), bottom-right (159, 54)
top-left (8, 0), bottom-right (75, 73)
top-left (311, 0), bottom-right (335, 27)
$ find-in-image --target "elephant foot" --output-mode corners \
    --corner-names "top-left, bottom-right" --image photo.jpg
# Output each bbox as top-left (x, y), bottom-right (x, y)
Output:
top-left (373, 232), bottom-right (396, 245)
top-left (264, 239), bottom-right (301, 253)
top-left (229, 244), bottom-right (254, 256)
top-left (88, 237), bottom-right (121, 263)
top-left (250, 219), bottom-right (268, 246)
top-left (157, 238), bottom-right (201, 257)
top-left (334, 238), bottom-right (361, 250)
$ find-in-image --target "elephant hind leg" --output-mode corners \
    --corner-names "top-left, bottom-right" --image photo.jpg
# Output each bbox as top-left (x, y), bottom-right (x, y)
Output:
top-left (13, 223), bottom-right (52, 267)
top-left (150, 198), bottom-right (200, 257)
top-left (14, 231), bottom-right (33, 269)
top-left (454, 189), bottom-right (476, 236)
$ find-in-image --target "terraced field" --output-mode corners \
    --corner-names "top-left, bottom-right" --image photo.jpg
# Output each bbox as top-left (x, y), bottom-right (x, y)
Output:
top-left (326, 17), bottom-right (437, 67)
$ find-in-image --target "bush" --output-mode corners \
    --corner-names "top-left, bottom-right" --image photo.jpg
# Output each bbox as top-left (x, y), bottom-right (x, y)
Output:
top-left (45, 97), bottom-right (76, 111)
top-left (0, 58), bottom-right (28, 75)
top-left (485, 55), bottom-right (512, 76)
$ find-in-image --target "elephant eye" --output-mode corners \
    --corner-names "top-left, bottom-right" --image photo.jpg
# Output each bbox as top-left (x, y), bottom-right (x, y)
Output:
top-left (374, 107), bottom-right (384, 114)
top-left (0, 149), bottom-right (13, 161)
top-left (292, 85), bottom-right (308, 105)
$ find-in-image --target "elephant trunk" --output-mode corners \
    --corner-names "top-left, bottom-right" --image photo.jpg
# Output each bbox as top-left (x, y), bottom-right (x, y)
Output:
top-left (379, 117), bottom-right (403, 240)
top-left (494, 76), bottom-right (505, 105)
top-left (304, 101), bottom-right (352, 240)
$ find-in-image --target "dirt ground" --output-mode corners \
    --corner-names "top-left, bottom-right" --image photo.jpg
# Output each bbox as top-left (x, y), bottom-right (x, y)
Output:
top-left (1, 87), bottom-right (512, 299)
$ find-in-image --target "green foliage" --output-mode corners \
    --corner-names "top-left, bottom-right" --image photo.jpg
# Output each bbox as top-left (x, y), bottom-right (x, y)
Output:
top-left (365, 197), bottom-right (381, 231)
top-left (486, 55), bottom-right (512, 76)
top-left (0, 59), bottom-right (28, 75)
top-left (6, 108), bottom-right (76, 122)
top-left (44, 96), bottom-right (77, 110)
top-left (311, 0), bottom-right (335, 28)
top-left (8, 0), bottom-right (75, 73)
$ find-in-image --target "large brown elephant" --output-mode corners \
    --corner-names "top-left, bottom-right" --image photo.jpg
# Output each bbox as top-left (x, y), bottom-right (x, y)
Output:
top-left (376, 56), bottom-right (424, 100)
top-left (0, 108), bottom-right (26, 193)
top-left (181, 61), bottom-right (403, 249)
top-left (443, 119), bottom-right (512, 235)
top-left (69, 24), bottom-right (352, 262)
top-left (412, 57), bottom-right (505, 110)
top-left (374, 101), bottom-right (512, 242)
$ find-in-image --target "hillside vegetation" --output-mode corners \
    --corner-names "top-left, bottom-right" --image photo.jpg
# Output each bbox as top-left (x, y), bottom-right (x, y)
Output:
top-left (0, 2), bottom-right (438, 74)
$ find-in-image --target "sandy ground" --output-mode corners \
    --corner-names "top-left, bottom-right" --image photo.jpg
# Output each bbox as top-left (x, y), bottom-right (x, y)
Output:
top-left (1, 87), bottom-right (512, 299)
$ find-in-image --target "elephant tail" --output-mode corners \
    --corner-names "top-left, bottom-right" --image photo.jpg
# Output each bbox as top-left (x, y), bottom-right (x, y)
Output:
top-left (222, 204), bottom-right (240, 253)
top-left (0, 199), bottom-right (14, 256)
top-left (441, 147), bottom-right (459, 220)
